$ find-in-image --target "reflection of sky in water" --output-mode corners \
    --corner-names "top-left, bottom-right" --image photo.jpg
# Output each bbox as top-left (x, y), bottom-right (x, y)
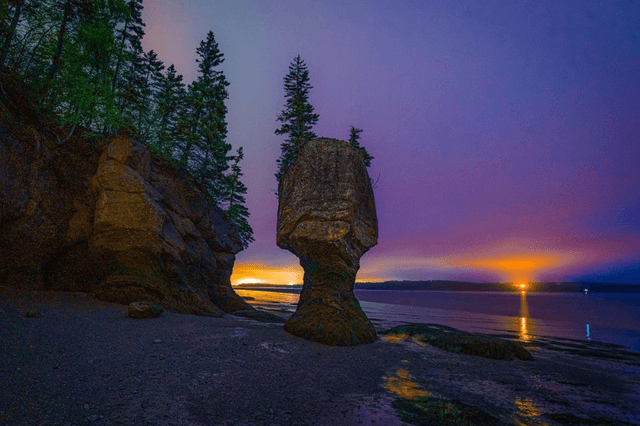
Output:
top-left (235, 289), bottom-right (640, 351)
top-left (235, 289), bottom-right (298, 312)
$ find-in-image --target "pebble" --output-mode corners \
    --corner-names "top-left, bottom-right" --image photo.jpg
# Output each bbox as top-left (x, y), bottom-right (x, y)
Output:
top-left (153, 339), bottom-right (162, 343)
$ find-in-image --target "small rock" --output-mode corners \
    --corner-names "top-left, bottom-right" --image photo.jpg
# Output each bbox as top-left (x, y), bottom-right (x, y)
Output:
top-left (24, 310), bottom-right (42, 318)
top-left (127, 301), bottom-right (164, 319)
top-left (153, 339), bottom-right (162, 343)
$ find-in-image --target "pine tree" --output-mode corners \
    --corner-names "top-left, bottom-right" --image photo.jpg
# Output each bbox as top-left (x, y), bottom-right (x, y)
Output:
top-left (222, 147), bottom-right (254, 249)
top-left (274, 54), bottom-right (319, 182)
top-left (348, 125), bottom-right (373, 167)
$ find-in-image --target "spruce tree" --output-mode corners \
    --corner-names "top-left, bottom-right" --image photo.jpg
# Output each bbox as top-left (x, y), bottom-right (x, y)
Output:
top-left (110, 0), bottom-right (144, 99)
top-left (135, 49), bottom-right (164, 140)
top-left (348, 125), bottom-right (373, 167)
top-left (0, 0), bottom-right (26, 72)
top-left (153, 63), bottom-right (186, 159)
top-left (222, 147), bottom-right (254, 249)
top-left (274, 54), bottom-right (319, 182)
top-left (179, 31), bottom-right (231, 202)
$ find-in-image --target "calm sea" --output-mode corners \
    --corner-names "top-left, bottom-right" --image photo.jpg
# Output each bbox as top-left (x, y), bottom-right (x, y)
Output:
top-left (235, 289), bottom-right (640, 352)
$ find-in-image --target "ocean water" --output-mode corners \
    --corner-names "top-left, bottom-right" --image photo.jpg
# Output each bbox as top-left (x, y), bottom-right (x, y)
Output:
top-left (235, 289), bottom-right (640, 352)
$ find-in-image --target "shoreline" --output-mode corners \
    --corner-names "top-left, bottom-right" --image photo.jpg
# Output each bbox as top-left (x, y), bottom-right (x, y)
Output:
top-left (236, 288), bottom-right (640, 353)
top-left (1, 290), bottom-right (639, 425)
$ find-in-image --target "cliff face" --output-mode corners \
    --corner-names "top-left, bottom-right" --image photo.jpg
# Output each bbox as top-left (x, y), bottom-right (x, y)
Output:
top-left (277, 138), bottom-right (378, 345)
top-left (0, 79), bottom-right (251, 316)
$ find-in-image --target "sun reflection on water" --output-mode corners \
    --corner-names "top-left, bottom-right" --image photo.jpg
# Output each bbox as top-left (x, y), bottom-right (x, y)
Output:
top-left (519, 292), bottom-right (530, 342)
top-left (512, 397), bottom-right (548, 426)
top-left (382, 366), bottom-right (432, 400)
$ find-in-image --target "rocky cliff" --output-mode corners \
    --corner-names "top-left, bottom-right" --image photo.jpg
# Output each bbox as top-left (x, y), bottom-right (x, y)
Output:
top-left (0, 74), bottom-right (251, 316)
top-left (277, 138), bottom-right (378, 345)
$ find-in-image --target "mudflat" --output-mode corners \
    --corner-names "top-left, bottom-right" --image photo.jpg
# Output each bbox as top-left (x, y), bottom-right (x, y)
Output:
top-left (1, 290), bottom-right (639, 426)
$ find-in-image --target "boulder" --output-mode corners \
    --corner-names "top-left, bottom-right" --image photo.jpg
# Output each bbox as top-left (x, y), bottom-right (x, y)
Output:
top-left (381, 323), bottom-right (534, 361)
top-left (0, 75), bottom-right (252, 316)
top-left (128, 301), bottom-right (164, 319)
top-left (277, 138), bottom-right (378, 346)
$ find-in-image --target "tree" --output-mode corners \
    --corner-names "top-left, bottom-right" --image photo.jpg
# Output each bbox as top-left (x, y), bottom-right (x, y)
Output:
top-left (348, 125), bottom-right (373, 167)
top-left (0, 0), bottom-right (26, 72)
top-left (153, 63), bottom-right (187, 159)
top-left (222, 147), bottom-right (254, 249)
top-left (178, 31), bottom-right (231, 202)
top-left (133, 49), bottom-right (164, 140)
top-left (274, 54), bottom-right (319, 182)
top-left (110, 0), bottom-right (143, 96)
top-left (47, 0), bottom-right (129, 141)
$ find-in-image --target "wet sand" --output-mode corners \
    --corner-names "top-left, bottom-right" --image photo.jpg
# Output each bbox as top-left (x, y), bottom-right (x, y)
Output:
top-left (1, 290), bottom-right (639, 425)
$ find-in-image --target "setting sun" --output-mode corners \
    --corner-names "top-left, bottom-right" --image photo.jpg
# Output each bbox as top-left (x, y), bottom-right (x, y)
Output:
top-left (231, 262), bottom-right (303, 286)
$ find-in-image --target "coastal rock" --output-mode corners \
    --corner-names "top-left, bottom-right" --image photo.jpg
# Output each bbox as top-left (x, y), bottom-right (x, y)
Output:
top-left (0, 73), bottom-right (252, 316)
top-left (128, 301), bottom-right (164, 319)
top-left (277, 138), bottom-right (378, 346)
top-left (381, 323), bottom-right (534, 361)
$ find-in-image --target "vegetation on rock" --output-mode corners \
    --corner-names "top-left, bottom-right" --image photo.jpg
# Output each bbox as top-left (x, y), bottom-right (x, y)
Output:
top-left (274, 54), bottom-right (374, 187)
top-left (0, 0), bottom-right (253, 248)
top-left (274, 54), bottom-right (319, 182)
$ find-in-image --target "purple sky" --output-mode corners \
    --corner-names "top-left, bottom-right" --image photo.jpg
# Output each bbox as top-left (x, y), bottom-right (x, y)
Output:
top-left (141, 0), bottom-right (640, 284)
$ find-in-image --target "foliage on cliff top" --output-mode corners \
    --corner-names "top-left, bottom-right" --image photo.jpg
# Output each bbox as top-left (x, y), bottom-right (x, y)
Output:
top-left (0, 0), bottom-right (253, 248)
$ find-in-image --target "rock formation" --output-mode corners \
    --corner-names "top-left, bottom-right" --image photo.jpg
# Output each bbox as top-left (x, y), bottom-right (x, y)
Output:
top-left (0, 75), bottom-right (252, 316)
top-left (277, 138), bottom-right (378, 345)
top-left (128, 301), bottom-right (165, 319)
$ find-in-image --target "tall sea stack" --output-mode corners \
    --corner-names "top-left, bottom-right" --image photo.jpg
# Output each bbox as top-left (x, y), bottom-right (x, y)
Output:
top-left (277, 138), bottom-right (378, 346)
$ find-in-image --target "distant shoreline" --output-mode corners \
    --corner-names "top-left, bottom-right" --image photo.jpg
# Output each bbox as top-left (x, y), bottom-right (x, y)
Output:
top-left (234, 280), bottom-right (640, 293)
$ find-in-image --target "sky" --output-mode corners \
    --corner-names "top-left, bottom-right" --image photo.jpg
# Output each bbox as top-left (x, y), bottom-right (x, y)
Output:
top-left (140, 0), bottom-right (640, 285)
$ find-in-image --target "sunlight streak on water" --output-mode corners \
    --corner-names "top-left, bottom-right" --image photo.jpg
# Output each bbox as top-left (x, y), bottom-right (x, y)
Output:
top-left (520, 292), bottom-right (530, 342)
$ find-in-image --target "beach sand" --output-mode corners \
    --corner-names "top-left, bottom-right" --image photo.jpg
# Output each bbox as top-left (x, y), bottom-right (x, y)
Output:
top-left (1, 290), bottom-right (639, 426)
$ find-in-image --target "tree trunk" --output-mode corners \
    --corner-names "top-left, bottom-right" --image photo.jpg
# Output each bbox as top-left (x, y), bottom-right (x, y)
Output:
top-left (46, 0), bottom-right (72, 96)
top-left (0, 0), bottom-right (25, 72)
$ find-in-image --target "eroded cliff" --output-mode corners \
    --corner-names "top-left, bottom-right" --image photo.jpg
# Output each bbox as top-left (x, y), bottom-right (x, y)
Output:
top-left (0, 75), bottom-right (251, 315)
top-left (277, 138), bottom-right (378, 345)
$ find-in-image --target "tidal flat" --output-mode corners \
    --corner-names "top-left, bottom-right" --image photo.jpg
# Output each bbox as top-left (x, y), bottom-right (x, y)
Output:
top-left (1, 290), bottom-right (639, 426)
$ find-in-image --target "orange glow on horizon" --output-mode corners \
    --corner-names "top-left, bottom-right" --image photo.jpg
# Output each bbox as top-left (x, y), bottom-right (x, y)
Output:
top-left (231, 262), bottom-right (388, 286)
top-left (446, 249), bottom-right (574, 282)
top-left (231, 262), bottom-right (303, 286)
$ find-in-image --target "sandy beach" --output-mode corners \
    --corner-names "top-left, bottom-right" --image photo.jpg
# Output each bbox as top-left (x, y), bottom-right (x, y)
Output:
top-left (1, 290), bottom-right (639, 426)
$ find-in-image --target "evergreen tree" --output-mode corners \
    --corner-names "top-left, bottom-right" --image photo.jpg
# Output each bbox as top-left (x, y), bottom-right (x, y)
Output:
top-left (274, 54), bottom-right (319, 182)
top-left (0, 0), bottom-right (26, 72)
top-left (117, 0), bottom-right (146, 131)
top-left (134, 49), bottom-right (164, 141)
top-left (49, 0), bottom-right (128, 141)
top-left (110, 0), bottom-right (143, 99)
top-left (179, 31), bottom-right (231, 202)
top-left (348, 125), bottom-right (373, 167)
top-left (153, 63), bottom-right (186, 159)
top-left (222, 147), bottom-right (254, 249)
